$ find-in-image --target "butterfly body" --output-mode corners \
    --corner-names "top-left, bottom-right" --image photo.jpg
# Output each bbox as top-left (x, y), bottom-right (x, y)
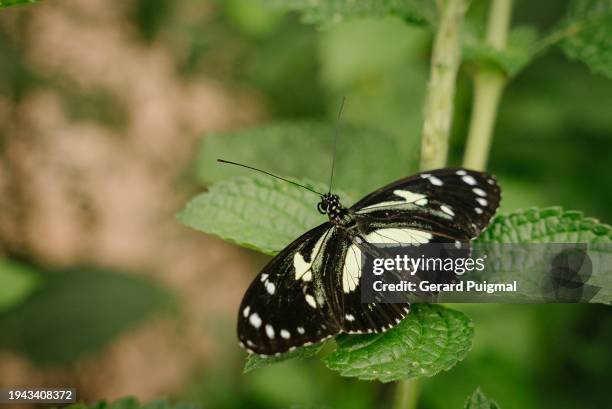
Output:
top-left (318, 193), bottom-right (349, 224)
top-left (238, 168), bottom-right (501, 356)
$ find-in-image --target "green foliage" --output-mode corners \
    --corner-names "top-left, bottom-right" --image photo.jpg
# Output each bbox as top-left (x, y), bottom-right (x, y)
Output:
top-left (0, 0), bottom-right (39, 8)
top-left (317, 17), bottom-right (428, 150)
top-left (464, 388), bottom-right (501, 409)
top-left (461, 0), bottom-right (612, 79)
top-left (462, 0), bottom-right (612, 81)
top-left (197, 121), bottom-right (405, 198)
top-left (323, 304), bottom-right (473, 382)
top-left (0, 260), bottom-right (39, 312)
top-left (463, 26), bottom-right (539, 76)
top-left (178, 176), bottom-right (341, 255)
top-left (64, 397), bottom-right (201, 409)
top-left (476, 207), bottom-right (611, 244)
top-left (0, 266), bottom-right (172, 364)
top-left (244, 343), bottom-right (325, 373)
top-left (260, 0), bottom-right (437, 27)
top-left (560, 0), bottom-right (612, 79)
top-left (475, 207), bottom-right (612, 305)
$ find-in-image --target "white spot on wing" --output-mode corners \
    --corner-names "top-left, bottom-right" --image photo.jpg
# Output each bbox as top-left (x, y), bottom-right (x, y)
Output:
top-left (366, 228), bottom-right (433, 245)
top-left (249, 313), bottom-right (262, 329)
top-left (280, 329), bottom-right (291, 339)
top-left (293, 231), bottom-right (327, 281)
top-left (242, 306), bottom-right (250, 318)
top-left (415, 198), bottom-right (428, 206)
top-left (462, 175), bottom-right (477, 185)
top-left (475, 207), bottom-right (483, 214)
top-left (345, 314), bottom-right (355, 322)
top-left (260, 274), bottom-right (268, 282)
top-left (473, 187), bottom-right (487, 197)
top-left (265, 324), bottom-right (275, 339)
top-left (456, 170), bottom-right (467, 175)
top-left (440, 205), bottom-right (455, 217)
top-left (429, 176), bottom-right (443, 186)
top-left (393, 190), bottom-right (428, 206)
top-left (297, 327), bottom-right (305, 334)
top-left (476, 197), bottom-right (488, 206)
top-left (293, 253), bottom-right (310, 280)
top-left (343, 244), bottom-right (362, 293)
top-left (265, 281), bottom-right (276, 295)
top-left (305, 294), bottom-right (317, 308)
top-left (358, 189), bottom-right (428, 212)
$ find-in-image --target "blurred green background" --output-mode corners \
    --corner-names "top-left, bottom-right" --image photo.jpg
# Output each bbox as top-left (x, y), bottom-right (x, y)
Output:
top-left (0, 0), bottom-right (610, 408)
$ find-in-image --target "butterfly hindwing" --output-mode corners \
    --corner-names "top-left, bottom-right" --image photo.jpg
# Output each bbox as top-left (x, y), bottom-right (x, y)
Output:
top-left (237, 222), bottom-right (341, 356)
top-left (335, 227), bottom-right (471, 334)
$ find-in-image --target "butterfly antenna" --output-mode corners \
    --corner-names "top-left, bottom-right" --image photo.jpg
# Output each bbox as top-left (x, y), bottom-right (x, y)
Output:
top-left (328, 96), bottom-right (346, 194)
top-left (217, 159), bottom-right (325, 196)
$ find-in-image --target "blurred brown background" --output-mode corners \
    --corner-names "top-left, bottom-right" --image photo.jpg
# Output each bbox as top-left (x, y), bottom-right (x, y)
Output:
top-left (0, 0), bottom-right (264, 401)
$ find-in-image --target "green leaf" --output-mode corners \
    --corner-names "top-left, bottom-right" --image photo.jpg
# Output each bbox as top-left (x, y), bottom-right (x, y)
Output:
top-left (179, 176), bottom-right (350, 255)
top-left (464, 388), bottom-right (501, 409)
top-left (0, 266), bottom-right (172, 364)
top-left (476, 207), bottom-right (611, 244)
top-left (0, 0), bottom-right (40, 8)
top-left (559, 0), bottom-right (612, 78)
top-left (322, 304), bottom-right (473, 382)
top-left (463, 26), bottom-right (539, 76)
top-left (244, 343), bottom-right (325, 373)
top-left (0, 260), bottom-right (39, 312)
top-left (475, 207), bottom-right (612, 305)
top-left (197, 121), bottom-right (405, 198)
top-left (259, 0), bottom-right (437, 27)
top-left (64, 397), bottom-right (201, 409)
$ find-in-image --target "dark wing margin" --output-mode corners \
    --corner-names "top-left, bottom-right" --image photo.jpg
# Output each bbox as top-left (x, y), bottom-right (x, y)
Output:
top-left (237, 222), bottom-right (342, 356)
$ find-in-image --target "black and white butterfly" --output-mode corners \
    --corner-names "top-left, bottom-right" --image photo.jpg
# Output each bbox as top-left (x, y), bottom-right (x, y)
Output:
top-left (236, 167), bottom-right (501, 356)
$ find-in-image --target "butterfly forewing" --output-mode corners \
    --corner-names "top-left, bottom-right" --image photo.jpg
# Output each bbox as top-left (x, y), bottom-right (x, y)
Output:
top-left (237, 222), bottom-right (341, 356)
top-left (352, 168), bottom-right (500, 237)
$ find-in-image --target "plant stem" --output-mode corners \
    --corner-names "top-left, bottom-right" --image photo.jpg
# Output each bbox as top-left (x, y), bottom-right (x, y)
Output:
top-left (393, 378), bottom-right (420, 409)
top-left (419, 0), bottom-right (471, 170)
top-left (396, 1), bottom-right (470, 408)
top-left (462, 0), bottom-right (513, 170)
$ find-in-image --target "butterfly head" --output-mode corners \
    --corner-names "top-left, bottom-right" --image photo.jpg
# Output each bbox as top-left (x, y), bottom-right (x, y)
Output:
top-left (317, 193), bottom-right (347, 222)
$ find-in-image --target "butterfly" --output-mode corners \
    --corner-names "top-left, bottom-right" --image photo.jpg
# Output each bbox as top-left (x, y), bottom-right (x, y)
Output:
top-left (235, 167), bottom-right (501, 356)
